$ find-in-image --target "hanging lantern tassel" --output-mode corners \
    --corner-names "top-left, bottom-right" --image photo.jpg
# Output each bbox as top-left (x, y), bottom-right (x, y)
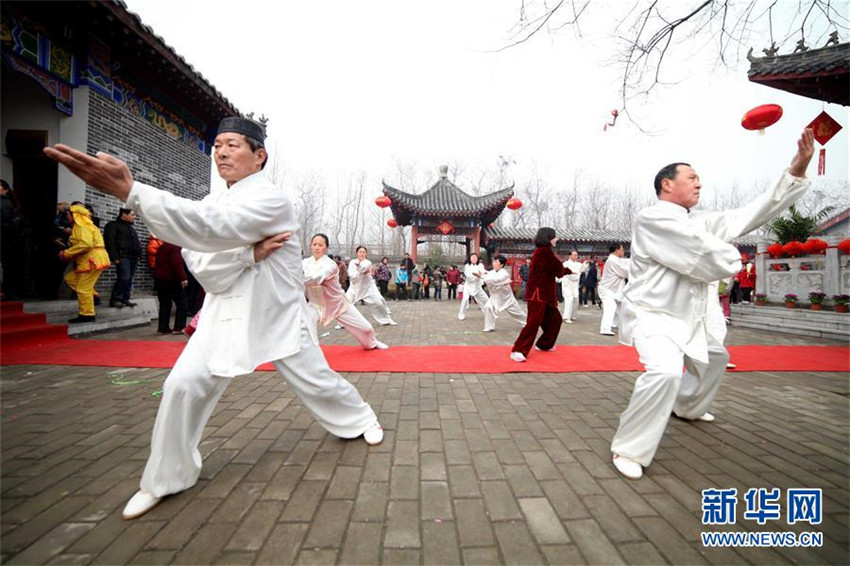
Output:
top-left (818, 148), bottom-right (826, 175)
top-left (806, 111), bottom-right (842, 177)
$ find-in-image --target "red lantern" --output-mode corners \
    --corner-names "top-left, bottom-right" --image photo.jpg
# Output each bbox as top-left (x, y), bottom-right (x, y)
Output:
top-left (387, 218), bottom-right (398, 228)
top-left (802, 238), bottom-right (829, 255)
top-left (375, 195), bottom-right (391, 208)
top-left (741, 104), bottom-right (783, 135)
top-left (506, 198), bottom-right (522, 211)
top-left (767, 243), bottom-right (784, 258)
top-left (838, 239), bottom-right (850, 255)
top-left (782, 241), bottom-right (804, 257)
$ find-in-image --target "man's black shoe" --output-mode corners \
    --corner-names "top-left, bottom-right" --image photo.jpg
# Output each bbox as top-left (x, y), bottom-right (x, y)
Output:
top-left (123, 301), bottom-right (138, 307)
top-left (110, 300), bottom-right (124, 309)
top-left (68, 315), bottom-right (96, 323)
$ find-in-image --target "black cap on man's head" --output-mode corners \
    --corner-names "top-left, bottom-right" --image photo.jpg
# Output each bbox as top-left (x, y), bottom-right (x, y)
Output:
top-left (217, 116), bottom-right (266, 143)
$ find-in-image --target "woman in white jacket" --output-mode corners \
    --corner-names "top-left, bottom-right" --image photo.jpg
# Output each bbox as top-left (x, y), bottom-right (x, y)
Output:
top-left (303, 234), bottom-right (388, 349)
top-left (457, 252), bottom-right (489, 320)
top-left (346, 246), bottom-right (397, 326)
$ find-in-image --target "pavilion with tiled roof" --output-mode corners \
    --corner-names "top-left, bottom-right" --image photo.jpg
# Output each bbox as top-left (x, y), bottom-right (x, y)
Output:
top-left (382, 165), bottom-right (515, 262)
top-left (747, 39), bottom-right (849, 106)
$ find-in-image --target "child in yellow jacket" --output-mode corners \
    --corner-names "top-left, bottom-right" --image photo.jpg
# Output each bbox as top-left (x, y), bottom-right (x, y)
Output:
top-left (60, 204), bottom-right (110, 322)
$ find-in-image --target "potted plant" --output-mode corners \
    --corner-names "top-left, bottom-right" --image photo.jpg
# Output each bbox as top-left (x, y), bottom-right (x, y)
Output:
top-left (808, 291), bottom-right (826, 311)
top-left (784, 294), bottom-right (798, 308)
top-left (834, 294), bottom-right (850, 314)
top-left (755, 293), bottom-right (767, 306)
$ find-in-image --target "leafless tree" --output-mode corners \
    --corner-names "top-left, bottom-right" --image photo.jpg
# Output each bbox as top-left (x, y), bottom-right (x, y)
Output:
top-left (504, 1), bottom-right (848, 114)
top-left (330, 171), bottom-right (368, 253)
top-left (291, 171), bottom-right (327, 254)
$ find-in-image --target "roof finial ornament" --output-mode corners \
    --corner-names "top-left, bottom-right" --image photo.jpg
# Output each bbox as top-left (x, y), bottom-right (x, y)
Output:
top-left (825, 31), bottom-right (839, 47)
top-left (258, 114), bottom-right (269, 126)
top-left (762, 42), bottom-right (779, 57)
top-left (439, 165), bottom-right (448, 178)
top-left (793, 38), bottom-right (809, 54)
top-left (746, 47), bottom-right (757, 62)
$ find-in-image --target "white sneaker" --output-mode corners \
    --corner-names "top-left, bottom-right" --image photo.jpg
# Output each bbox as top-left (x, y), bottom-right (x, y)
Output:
top-left (364, 423), bottom-right (384, 445)
top-left (334, 324), bottom-right (343, 330)
top-left (599, 331), bottom-right (616, 336)
top-left (371, 341), bottom-right (389, 350)
top-left (726, 362), bottom-right (736, 370)
top-left (457, 314), bottom-right (465, 321)
top-left (388, 320), bottom-right (398, 326)
top-left (697, 412), bottom-right (715, 423)
top-left (534, 345), bottom-right (557, 352)
top-left (563, 319), bottom-right (573, 324)
top-left (510, 352), bottom-right (526, 362)
top-left (612, 454), bottom-right (643, 480)
top-left (122, 490), bottom-right (162, 520)
top-left (483, 328), bottom-right (494, 332)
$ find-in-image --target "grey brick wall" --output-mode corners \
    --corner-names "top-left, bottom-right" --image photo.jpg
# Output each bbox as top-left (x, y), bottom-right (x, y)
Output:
top-left (85, 90), bottom-right (211, 296)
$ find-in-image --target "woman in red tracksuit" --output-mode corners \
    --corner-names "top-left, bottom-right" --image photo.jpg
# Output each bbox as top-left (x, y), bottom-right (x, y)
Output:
top-left (510, 227), bottom-right (571, 362)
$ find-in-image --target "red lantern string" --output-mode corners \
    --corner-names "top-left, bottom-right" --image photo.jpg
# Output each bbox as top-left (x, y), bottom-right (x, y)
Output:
top-left (781, 241), bottom-right (804, 257)
top-left (802, 238), bottom-right (829, 255)
top-left (838, 239), bottom-right (850, 255)
top-left (767, 243), bottom-right (784, 258)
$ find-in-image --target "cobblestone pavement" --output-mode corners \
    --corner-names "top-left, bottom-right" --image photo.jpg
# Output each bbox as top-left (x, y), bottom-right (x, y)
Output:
top-left (2, 299), bottom-right (848, 564)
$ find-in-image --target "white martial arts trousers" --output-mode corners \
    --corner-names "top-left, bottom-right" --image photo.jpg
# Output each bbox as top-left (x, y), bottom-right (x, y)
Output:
top-left (561, 280), bottom-right (580, 321)
top-left (458, 285), bottom-right (489, 319)
top-left (610, 330), bottom-right (729, 466)
top-left (312, 304), bottom-right (380, 349)
top-left (599, 293), bottom-right (620, 333)
top-left (483, 300), bottom-right (527, 331)
top-left (139, 322), bottom-right (378, 498)
top-left (361, 292), bottom-right (395, 326)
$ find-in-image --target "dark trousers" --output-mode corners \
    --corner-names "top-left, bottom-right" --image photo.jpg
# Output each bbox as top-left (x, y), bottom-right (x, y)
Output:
top-left (423, 284), bottom-right (430, 299)
top-left (395, 283), bottom-right (407, 300)
top-left (378, 279), bottom-right (389, 296)
top-left (447, 284), bottom-right (457, 300)
top-left (155, 280), bottom-right (188, 332)
top-left (111, 258), bottom-right (137, 304)
top-left (583, 286), bottom-right (598, 306)
top-left (512, 300), bottom-right (563, 356)
top-left (741, 287), bottom-right (753, 302)
top-left (434, 284), bottom-right (442, 300)
top-left (579, 286), bottom-right (587, 305)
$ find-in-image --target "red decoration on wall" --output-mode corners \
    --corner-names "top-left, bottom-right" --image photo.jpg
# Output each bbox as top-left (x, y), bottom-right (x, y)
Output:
top-left (375, 195), bottom-right (392, 208)
top-left (741, 104), bottom-right (783, 134)
top-left (506, 198), bottom-right (522, 211)
top-left (802, 238), bottom-right (829, 255)
top-left (767, 243), bottom-right (784, 258)
top-left (782, 241), bottom-right (804, 257)
top-left (838, 239), bottom-right (850, 255)
top-left (806, 111), bottom-right (842, 176)
top-left (436, 220), bottom-right (454, 235)
top-left (387, 218), bottom-right (398, 228)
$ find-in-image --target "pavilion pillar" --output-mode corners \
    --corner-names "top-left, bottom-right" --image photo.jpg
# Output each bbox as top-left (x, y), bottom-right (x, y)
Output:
top-left (473, 227), bottom-right (481, 256)
top-left (410, 225), bottom-right (419, 263)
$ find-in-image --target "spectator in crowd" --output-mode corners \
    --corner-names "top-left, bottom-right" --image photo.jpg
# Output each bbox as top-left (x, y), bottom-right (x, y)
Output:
top-left (432, 266), bottom-right (445, 300)
top-left (153, 240), bottom-right (188, 334)
top-left (582, 258), bottom-right (599, 307)
top-left (59, 204), bottom-right (111, 322)
top-left (411, 267), bottom-right (421, 300)
top-left (1, 180), bottom-right (25, 299)
top-left (422, 264), bottom-right (432, 299)
top-left (446, 264), bottom-right (460, 300)
top-left (375, 256), bottom-right (392, 297)
top-left (394, 263), bottom-right (409, 300)
top-left (104, 207), bottom-right (142, 308)
top-left (518, 258), bottom-right (530, 301)
top-left (337, 255), bottom-right (350, 291)
top-left (738, 260), bottom-right (756, 303)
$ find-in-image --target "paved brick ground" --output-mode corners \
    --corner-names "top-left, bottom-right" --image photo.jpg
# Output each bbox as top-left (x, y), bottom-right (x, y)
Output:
top-left (2, 299), bottom-right (848, 564)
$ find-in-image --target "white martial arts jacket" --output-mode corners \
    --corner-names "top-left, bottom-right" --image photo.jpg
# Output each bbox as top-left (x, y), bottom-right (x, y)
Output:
top-left (463, 263), bottom-right (486, 293)
top-left (619, 169), bottom-right (809, 363)
top-left (346, 259), bottom-right (380, 304)
top-left (303, 255), bottom-right (349, 327)
top-left (482, 267), bottom-right (517, 312)
top-left (561, 260), bottom-right (584, 290)
top-left (125, 171), bottom-right (315, 377)
top-left (598, 255), bottom-right (630, 299)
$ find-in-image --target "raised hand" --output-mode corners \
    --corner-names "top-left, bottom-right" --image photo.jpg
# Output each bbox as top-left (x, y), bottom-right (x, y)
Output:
top-left (788, 128), bottom-right (815, 178)
top-left (43, 145), bottom-right (134, 202)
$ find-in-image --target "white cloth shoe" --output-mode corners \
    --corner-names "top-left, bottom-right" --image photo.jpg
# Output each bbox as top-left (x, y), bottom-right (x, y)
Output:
top-left (122, 490), bottom-right (162, 520)
top-left (371, 341), bottom-right (389, 350)
top-left (534, 345), bottom-right (557, 352)
top-left (726, 362), bottom-right (736, 369)
top-left (483, 328), bottom-right (494, 332)
top-left (457, 314), bottom-right (465, 321)
top-left (563, 319), bottom-right (573, 324)
top-left (364, 423), bottom-right (384, 445)
top-left (510, 351), bottom-right (526, 362)
top-left (673, 411), bottom-right (715, 423)
top-left (599, 331), bottom-right (616, 336)
top-left (612, 454), bottom-right (643, 480)
top-left (334, 324), bottom-right (343, 330)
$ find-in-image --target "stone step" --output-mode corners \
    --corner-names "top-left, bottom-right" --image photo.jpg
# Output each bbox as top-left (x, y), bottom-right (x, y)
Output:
top-left (20, 297), bottom-right (157, 336)
top-left (731, 303), bottom-right (850, 342)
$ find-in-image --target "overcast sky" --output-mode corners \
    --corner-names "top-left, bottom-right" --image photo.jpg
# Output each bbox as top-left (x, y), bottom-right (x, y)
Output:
top-left (123, 0), bottom-right (848, 203)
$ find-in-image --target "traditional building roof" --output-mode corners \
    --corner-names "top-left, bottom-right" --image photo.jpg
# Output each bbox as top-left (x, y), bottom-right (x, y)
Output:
top-left (485, 226), bottom-right (631, 243)
top-left (747, 40), bottom-right (849, 106)
top-left (382, 166), bottom-right (515, 227)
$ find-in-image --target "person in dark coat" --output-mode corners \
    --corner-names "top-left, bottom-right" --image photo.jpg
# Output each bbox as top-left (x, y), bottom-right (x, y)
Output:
top-left (153, 241), bottom-right (188, 333)
top-left (510, 227), bottom-right (570, 362)
top-left (583, 258), bottom-right (599, 307)
top-left (104, 208), bottom-right (142, 307)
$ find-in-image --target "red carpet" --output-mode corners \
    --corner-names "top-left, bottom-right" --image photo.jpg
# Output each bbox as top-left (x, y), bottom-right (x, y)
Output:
top-left (0, 302), bottom-right (68, 349)
top-left (1, 331), bottom-right (847, 373)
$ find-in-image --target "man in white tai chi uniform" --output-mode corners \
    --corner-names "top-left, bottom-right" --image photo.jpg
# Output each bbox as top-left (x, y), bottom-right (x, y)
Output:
top-left (610, 128), bottom-right (814, 480)
top-left (598, 243), bottom-right (630, 335)
top-left (560, 251), bottom-right (585, 324)
top-left (482, 255), bottom-right (527, 332)
top-left (45, 117), bottom-right (384, 519)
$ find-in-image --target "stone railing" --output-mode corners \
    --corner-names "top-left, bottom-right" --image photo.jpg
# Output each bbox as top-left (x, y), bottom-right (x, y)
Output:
top-left (755, 235), bottom-right (849, 303)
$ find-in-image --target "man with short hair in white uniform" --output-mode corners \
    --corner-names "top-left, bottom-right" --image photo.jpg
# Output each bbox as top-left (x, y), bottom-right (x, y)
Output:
top-left (598, 243), bottom-right (630, 335)
top-left (560, 251), bottom-right (585, 324)
top-left (610, 128), bottom-right (814, 480)
top-left (45, 117), bottom-right (385, 520)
